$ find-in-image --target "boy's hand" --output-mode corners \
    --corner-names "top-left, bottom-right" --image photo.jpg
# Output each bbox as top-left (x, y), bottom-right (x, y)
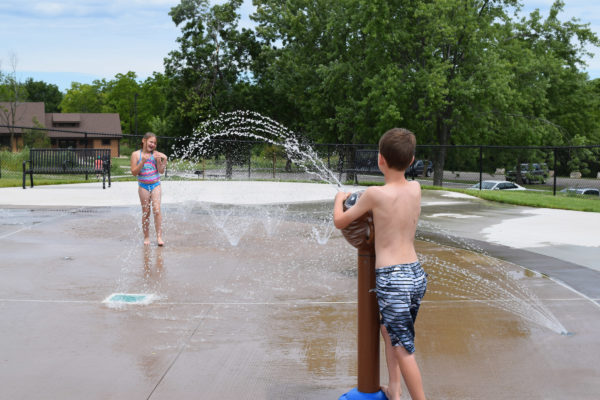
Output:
top-left (335, 191), bottom-right (350, 203)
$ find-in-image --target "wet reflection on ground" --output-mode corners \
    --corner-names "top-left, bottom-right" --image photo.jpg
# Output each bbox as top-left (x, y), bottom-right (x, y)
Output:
top-left (0, 202), bottom-right (599, 399)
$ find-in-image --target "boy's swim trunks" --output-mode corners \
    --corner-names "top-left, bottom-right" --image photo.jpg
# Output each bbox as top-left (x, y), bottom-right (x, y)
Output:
top-left (375, 261), bottom-right (427, 353)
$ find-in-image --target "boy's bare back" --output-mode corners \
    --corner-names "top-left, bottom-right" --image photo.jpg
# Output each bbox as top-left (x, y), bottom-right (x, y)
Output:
top-left (334, 177), bottom-right (420, 268)
top-left (367, 180), bottom-right (420, 268)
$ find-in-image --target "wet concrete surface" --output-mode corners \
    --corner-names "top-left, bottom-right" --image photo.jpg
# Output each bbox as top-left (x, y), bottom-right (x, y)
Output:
top-left (418, 190), bottom-right (600, 302)
top-left (419, 190), bottom-right (600, 273)
top-left (1, 185), bottom-right (599, 399)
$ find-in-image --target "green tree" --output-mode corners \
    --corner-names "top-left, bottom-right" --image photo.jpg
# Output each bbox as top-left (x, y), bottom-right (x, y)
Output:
top-left (23, 78), bottom-right (63, 112)
top-left (59, 81), bottom-right (104, 113)
top-left (137, 72), bottom-right (171, 136)
top-left (22, 116), bottom-right (50, 148)
top-left (164, 0), bottom-right (259, 135)
top-left (253, 0), bottom-right (599, 185)
top-left (101, 72), bottom-right (140, 135)
top-left (253, 0), bottom-right (363, 143)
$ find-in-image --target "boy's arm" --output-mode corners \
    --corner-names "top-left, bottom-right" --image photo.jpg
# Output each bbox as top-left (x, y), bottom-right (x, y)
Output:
top-left (333, 188), bottom-right (375, 229)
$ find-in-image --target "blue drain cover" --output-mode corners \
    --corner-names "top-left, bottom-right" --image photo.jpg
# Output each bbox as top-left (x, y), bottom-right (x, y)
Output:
top-left (103, 293), bottom-right (155, 305)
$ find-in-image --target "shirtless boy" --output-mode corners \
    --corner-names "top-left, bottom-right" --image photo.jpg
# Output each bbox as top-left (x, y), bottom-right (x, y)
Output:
top-left (333, 128), bottom-right (427, 400)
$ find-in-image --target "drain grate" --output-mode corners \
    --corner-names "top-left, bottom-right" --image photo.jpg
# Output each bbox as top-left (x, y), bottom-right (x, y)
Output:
top-left (103, 293), bottom-right (156, 306)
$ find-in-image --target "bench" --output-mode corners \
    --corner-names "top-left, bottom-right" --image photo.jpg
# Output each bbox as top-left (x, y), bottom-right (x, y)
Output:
top-left (348, 149), bottom-right (418, 184)
top-left (23, 148), bottom-right (111, 189)
top-left (349, 149), bottom-right (381, 184)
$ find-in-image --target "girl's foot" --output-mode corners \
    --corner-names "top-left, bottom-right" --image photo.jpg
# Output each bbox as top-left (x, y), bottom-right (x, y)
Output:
top-left (157, 237), bottom-right (164, 246)
top-left (144, 237), bottom-right (151, 246)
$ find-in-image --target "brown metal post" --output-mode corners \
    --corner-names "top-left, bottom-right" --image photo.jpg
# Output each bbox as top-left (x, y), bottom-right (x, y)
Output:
top-left (339, 192), bottom-right (384, 399)
top-left (357, 244), bottom-right (379, 392)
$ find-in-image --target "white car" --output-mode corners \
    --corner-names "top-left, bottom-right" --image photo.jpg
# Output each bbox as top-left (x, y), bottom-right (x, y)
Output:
top-left (468, 180), bottom-right (527, 191)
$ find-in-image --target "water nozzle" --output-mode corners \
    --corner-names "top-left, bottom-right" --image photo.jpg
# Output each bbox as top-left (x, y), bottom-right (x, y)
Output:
top-left (343, 190), bottom-right (364, 210)
top-left (340, 190), bottom-right (373, 249)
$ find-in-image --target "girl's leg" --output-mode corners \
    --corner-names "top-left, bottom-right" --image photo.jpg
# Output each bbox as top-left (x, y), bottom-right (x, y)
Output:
top-left (138, 186), bottom-right (152, 245)
top-left (381, 325), bottom-right (403, 400)
top-left (150, 185), bottom-right (163, 246)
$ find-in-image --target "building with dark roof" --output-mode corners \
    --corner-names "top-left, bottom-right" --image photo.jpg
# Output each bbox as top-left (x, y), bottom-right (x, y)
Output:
top-left (0, 102), bottom-right (122, 157)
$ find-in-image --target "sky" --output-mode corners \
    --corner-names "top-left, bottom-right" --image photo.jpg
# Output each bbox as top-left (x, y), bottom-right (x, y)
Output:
top-left (1, 0), bottom-right (599, 92)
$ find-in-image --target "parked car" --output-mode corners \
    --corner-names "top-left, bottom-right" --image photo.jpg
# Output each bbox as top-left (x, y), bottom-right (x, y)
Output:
top-left (505, 163), bottom-right (549, 184)
top-left (560, 188), bottom-right (600, 196)
top-left (468, 180), bottom-right (527, 191)
top-left (406, 159), bottom-right (433, 177)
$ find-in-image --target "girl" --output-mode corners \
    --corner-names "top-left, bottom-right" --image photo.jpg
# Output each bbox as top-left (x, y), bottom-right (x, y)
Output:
top-left (130, 132), bottom-right (167, 246)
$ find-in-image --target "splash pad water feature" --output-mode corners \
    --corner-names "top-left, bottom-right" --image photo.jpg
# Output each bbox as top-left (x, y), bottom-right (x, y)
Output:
top-left (2, 184), bottom-right (599, 398)
top-left (139, 111), bottom-right (576, 397)
top-left (2, 112), bottom-right (587, 398)
top-left (167, 110), bottom-right (570, 336)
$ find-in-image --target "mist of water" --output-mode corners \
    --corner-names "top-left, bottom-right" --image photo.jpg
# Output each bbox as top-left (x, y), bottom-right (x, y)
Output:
top-left (160, 111), bottom-right (568, 334)
top-left (171, 110), bottom-right (342, 187)
top-left (166, 110), bottom-right (343, 246)
top-left (418, 219), bottom-right (568, 335)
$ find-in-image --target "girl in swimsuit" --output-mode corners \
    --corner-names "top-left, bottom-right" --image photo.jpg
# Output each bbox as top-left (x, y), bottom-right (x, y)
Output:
top-left (130, 132), bottom-right (168, 246)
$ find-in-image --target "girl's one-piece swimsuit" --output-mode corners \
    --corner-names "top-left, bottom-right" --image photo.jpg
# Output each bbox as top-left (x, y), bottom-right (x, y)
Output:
top-left (137, 150), bottom-right (161, 192)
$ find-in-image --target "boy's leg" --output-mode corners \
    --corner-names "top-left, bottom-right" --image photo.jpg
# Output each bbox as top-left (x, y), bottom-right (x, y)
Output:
top-left (151, 185), bottom-right (164, 246)
top-left (381, 325), bottom-right (402, 400)
top-left (389, 336), bottom-right (426, 400)
top-left (138, 186), bottom-right (152, 245)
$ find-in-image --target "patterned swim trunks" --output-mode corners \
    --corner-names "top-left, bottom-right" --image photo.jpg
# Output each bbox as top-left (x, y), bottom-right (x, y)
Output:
top-left (375, 261), bottom-right (427, 353)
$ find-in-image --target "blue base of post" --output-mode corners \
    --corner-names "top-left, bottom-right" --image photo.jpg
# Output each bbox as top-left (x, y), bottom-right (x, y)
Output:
top-left (339, 388), bottom-right (387, 400)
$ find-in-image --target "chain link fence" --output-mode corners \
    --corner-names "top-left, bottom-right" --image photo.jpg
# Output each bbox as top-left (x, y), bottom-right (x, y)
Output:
top-left (1, 126), bottom-right (599, 197)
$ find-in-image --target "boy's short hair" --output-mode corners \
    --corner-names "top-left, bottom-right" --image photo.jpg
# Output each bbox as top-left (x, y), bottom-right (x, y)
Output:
top-left (378, 128), bottom-right (416, 171)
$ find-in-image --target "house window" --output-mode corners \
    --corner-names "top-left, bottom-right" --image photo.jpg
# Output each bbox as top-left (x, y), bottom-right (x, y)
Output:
top-left (102, 139), bottom-right (111, 146)
top-left (58, 140), bottom-right (77, 148)
top-left (0, 135), bottom-right (11, 149)
top-left (53, 122), bottom-right (79, 128)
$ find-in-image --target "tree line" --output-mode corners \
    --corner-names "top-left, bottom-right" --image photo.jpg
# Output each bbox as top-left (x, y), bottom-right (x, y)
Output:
top-left (2, 0), bottom-right (599, 181)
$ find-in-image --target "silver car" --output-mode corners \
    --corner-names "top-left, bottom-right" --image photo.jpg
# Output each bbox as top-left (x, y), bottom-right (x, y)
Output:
top-left (468, 180), bottom-right (527, 191)
top-left (560, 188), bottom-right (600, 196)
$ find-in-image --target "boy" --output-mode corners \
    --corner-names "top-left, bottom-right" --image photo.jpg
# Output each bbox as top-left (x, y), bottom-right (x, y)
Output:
top-left (333, 128), bottom-right (427, 400)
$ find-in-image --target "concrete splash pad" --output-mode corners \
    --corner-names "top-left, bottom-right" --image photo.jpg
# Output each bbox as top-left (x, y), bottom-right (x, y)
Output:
top-left (0, 182), bottom-right (599, 399)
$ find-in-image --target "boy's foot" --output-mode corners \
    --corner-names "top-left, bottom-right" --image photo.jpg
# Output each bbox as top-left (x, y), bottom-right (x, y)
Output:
top-left (381, 385), bottom-right (400, 400)
top-left (144, 238), bottom-right (150, 246)
top-left (157, 237), bottom-right (164, 246)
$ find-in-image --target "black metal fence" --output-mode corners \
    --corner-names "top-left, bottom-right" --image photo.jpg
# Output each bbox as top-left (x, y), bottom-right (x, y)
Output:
top-left (1, 125), bottom-right (599, 197)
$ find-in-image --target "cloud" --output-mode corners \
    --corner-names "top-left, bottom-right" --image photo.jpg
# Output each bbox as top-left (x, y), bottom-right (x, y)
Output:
top-left (32, 2), bottom-right (67, 17)
top-left (1, 0), bottom-right (179, 20)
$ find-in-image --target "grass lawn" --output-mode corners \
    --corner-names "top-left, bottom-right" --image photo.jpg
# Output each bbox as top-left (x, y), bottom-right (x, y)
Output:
top-left (347, 180), bottom-right (600, 213)
top-left (425, 185), bottom-right (600, 213)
